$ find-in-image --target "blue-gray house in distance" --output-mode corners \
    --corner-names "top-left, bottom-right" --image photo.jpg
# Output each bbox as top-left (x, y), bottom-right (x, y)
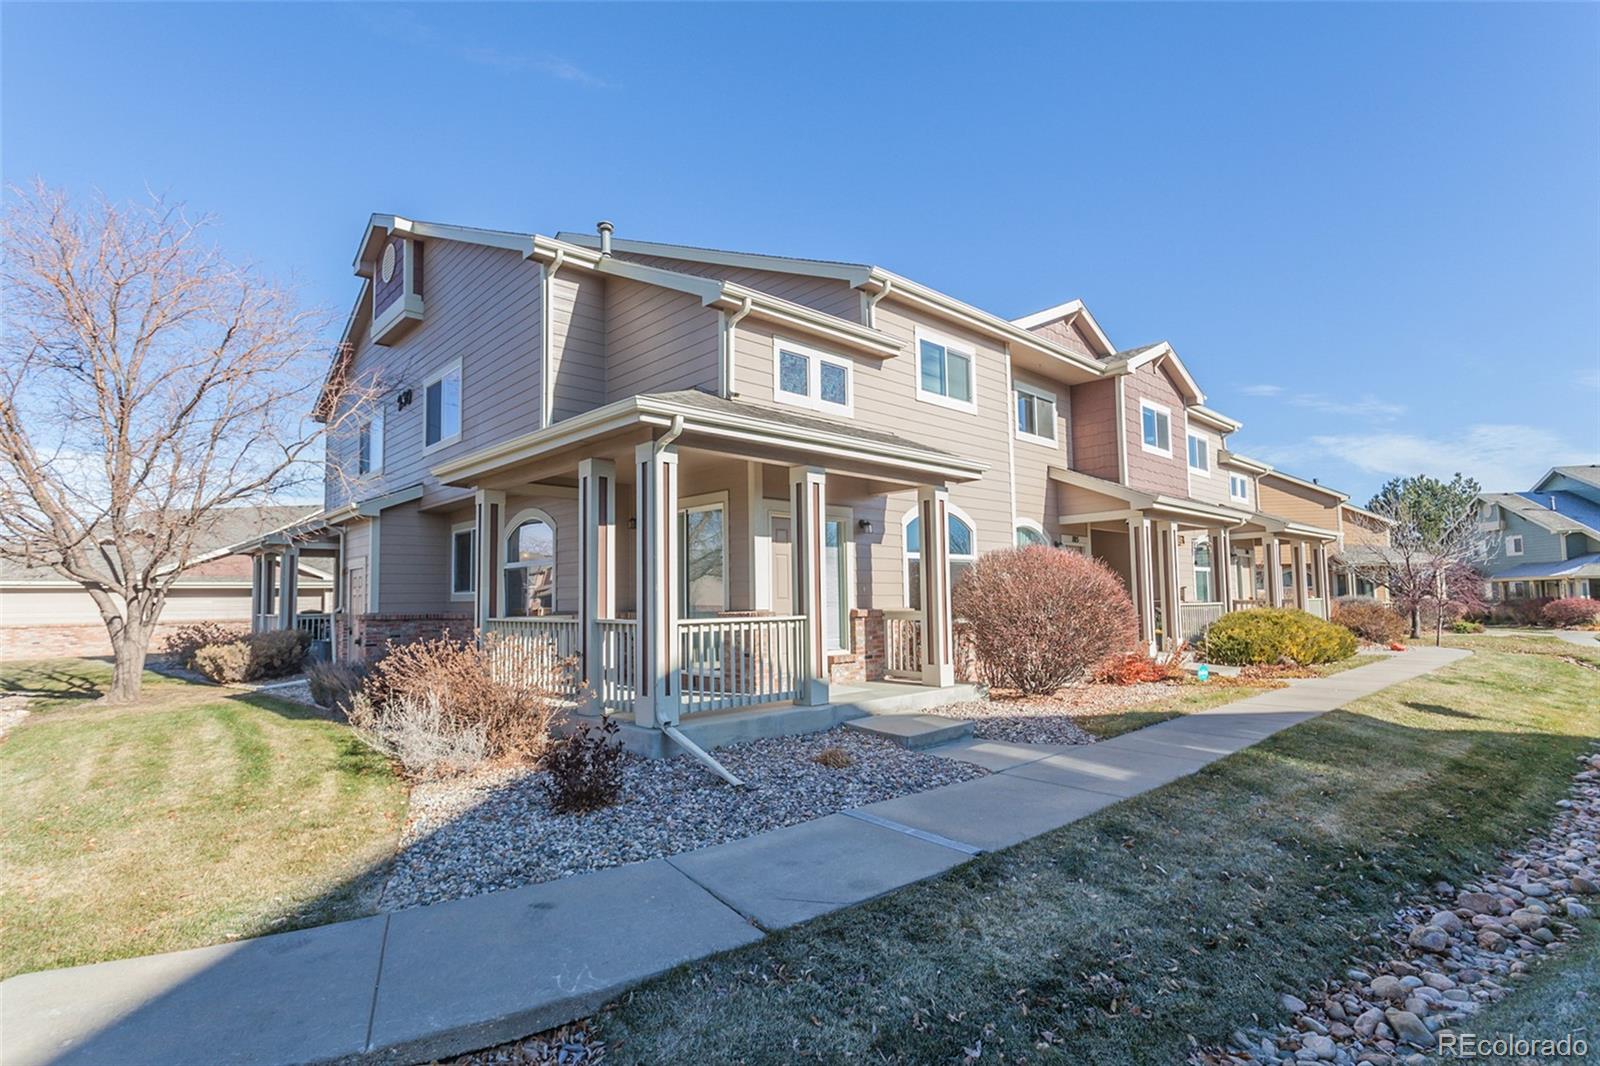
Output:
top-left (1475, 465), bottom-right (1600, 600)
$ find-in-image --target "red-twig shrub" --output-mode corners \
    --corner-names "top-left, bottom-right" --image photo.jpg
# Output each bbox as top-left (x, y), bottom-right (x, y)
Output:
top-left (1331, 599), bottom-right (1407, 644)
top-left (1543, 597), bottom-right (1600, 628)
top-left (1489, 597), bottom-right (1551, 626)
top-left (952, 546), bottom-right (1139, 693)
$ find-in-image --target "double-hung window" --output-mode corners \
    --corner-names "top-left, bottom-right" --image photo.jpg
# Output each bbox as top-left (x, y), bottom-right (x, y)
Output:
top-left (1506, 534), bottom-right (1524, 557)
top-left (1140, 401), bottom-right (1171, 455)
top-left (1229, 473), bottom-right (1250, 503)
top-left (423, 359), bottom-right (462, 450)
top-left (773, 339), bottom-right (851, 415)
top-left (357, 407), bottom-right (384, 475)
top-left (915, 328), bottom-right (976, 411)
top-left (1014, 381), bottom-right (1057, 446)
top-left (1187, 434), bottom-right (1210, 475)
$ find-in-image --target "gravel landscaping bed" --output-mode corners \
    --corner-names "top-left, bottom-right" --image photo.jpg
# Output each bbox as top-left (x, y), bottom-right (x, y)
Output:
top-left (380, 726), bottom-right (987, 911)
top-left (938, 681), bottom-right (1185, 745)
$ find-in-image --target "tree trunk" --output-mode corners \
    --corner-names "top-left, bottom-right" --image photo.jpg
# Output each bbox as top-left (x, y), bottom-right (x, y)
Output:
top-left (1410, 606), bottom-right (1422, 640)
top-left (106, 621), bottom-right (151, 703)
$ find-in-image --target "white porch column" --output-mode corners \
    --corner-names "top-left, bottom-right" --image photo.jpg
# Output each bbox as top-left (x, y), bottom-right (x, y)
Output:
top-left (790, 466), bottom-right (831, 704)
top-left (1216, 526), bottom-right (1232, 608)
top-left (249, 555), bottom-right (264, 631)
top-left (1292, 542), bottom-right (1308, 611)
top-left (1267, 537), bottom-right (1284, 607)
top-left (635, 441), bottom-right (680, 727)
top-left (1165, 522), bottom-right (1182, 650)
top-left (1318, 546), bottom-right (1333, 607)
top-left (916, 485), bottom-right (956, 687)
top-left (277, 549), bottom-right (299, 631)
top-left (578, 458), bottom-right (617, 714)
top-left (474, 489), bottom-right (506, 629)
top-left (1137, 519), bottom-right (1157, 654)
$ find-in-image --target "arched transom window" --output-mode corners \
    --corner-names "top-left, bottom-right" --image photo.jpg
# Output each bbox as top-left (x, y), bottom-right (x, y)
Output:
top-left (1192, 537), bottom-right (1214, 603)
top-left (503, 511), bottom-right (555, 616)
top-left (904, 508), bottom-right (976, 610)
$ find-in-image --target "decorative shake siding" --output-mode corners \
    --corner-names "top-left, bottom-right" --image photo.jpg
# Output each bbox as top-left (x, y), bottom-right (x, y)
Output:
top-left (604, 277), bottom-right (720, 399)
top-left (1068, 379), bottom-right (1119, 481)
top-left (733, 301), bottom-right (1015, 610)
top-left (1257, 476), bottom-right (1341, 528)
top-left (616, 252), bottom-right (864, 322)
top-left (1184, 425), bottom-right (1229, 506)
top-left (1025, 316), bottom-right (1100, 359)
top-left (548, 270), bottom-right (607, 422)
top-left (1010, 367), bottom-right (1072, 539)
top-left (1122, 361), bottom-right (1190, 498)
top-left (326, 238), bottom-right (543, 510)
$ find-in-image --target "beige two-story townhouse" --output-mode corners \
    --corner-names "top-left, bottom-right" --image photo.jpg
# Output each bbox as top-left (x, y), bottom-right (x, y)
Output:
top-left (239, 215), bottom-right (1385, 753)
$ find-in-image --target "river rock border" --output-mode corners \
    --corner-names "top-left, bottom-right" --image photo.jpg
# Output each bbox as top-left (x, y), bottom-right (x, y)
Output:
top-left (1199, 747), bottom-right (1600, 1066)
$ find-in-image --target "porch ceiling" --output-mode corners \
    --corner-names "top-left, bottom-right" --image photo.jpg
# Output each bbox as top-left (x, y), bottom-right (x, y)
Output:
top-left (433, 390), bottom-right (987, 491)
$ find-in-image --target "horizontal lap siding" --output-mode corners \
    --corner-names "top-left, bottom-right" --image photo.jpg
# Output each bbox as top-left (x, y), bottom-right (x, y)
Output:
top-left (618, 253), bottom-right (863, 321)
top-left (376, 502), bottom-right (454, 614)
top-left (1257, 477), bottom-right (1341, 528)
top-left (604, 278), bottom-right (719, 399)
top-left (1186, 426), bottom-right (1228, 505)
top-left (325, 240), bottom-right (541, 511)
top-left (550, 271), bottom-right (607, 421)
top-left (1124, 362), bottom-right (1190, 498)
top-left (735, 302), bottom-right (1015, 611)
top-left (1340, 510), bottom-right (1390, 548)
top-left (1011, 368), bottom-right (1072, 540)
top-left (1069, 380), bottom-right (1120, 481)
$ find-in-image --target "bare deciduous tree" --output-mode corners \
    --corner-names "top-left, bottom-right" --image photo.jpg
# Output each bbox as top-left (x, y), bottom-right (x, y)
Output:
top-left (0, 182), bottom-right (366, 702)
top-left (1353, 474), bottom-right (1491, 644)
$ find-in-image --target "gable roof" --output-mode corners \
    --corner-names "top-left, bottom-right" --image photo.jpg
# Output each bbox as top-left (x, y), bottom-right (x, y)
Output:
top-left (1260, 468), bottom-right (1349, 503)
top-left (1104, 341), bottom-right (1206, 405)
top-left (1008, 299), bottom-right (1116, 358)
top-left (1533, 465), bottom-right (1600, 494)
top-left (1514, 491), bottom-right (1600, 536)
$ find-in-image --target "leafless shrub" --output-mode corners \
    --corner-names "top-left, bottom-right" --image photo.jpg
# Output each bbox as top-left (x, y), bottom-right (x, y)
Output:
top-left (164, 621), bottom-right (243, 670)
top-left (351, 692), bottom-right (488, 779)
top-left (811, 746), bottom-right (855, 769)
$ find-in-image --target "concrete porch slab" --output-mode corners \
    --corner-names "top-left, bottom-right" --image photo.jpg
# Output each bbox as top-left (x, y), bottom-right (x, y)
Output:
top-left (854, 772), bottom-right (1120, 852)
top-left (0, 915), bottom-right (388, 1066)
top-left (843, 713), bottom-right (973, 749)
top-left (367, 859), bottom-right (761, 1064)
top-left (666, 813), bottom-right (968, 930)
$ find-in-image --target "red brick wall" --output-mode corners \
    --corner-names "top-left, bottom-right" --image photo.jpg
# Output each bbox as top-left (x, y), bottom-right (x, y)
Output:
top-left (350, 612), bottom-right (474, 661)
top-left (0, 620), bottom-right (247, 662)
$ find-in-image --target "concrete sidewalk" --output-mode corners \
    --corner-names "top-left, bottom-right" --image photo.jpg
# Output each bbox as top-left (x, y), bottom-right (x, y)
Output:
top-left (0, 647), bottom-right (1468, 1066)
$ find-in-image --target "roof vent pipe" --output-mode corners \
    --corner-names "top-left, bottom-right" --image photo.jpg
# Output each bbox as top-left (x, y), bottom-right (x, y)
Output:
top-left (596, 220), bottom-right (614, 256)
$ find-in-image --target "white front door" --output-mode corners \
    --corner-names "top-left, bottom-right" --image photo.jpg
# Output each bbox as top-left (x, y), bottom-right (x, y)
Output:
top-left (770, 515), bottom-right (793, 616)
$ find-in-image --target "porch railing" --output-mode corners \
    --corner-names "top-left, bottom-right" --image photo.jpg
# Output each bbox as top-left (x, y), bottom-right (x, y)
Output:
top-left (1177, 602), bottom-right (1226, 641)
top-left (678, 615), bottom-right (804, 716)
top-left (884, 609), bottom-right (923, 680)
top-left (253, 613), bottom-right (279, 633)
top-left (598, 619), bottom-right (637, 711)
top-left (485, 616), bottom-right (582, 697)
top-left (1305, 596), bottom-right (1327, 620)
top-left (294, 613), bottom-right (332, 644)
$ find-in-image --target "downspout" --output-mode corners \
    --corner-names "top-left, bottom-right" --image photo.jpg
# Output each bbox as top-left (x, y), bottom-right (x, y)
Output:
top-left (539, 249), bottom-right (566, 428)
top-left (865, 277), bottom-right (894, 327)
top-left (650, 411), bottom-right (743, 785)
top-left (721, 296), bottom-right (753, 399)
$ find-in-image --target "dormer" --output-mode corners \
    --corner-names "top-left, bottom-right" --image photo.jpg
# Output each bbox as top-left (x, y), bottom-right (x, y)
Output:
top-left (354, 219), bottom-right (425, 346)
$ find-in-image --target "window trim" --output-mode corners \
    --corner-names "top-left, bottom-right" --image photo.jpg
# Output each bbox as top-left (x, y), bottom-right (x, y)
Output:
top-left (1139, 400), bottom-right (1172, 456)
top-left (449, 522), bottom-right (476, 601)
top-left (1013, 379), bottom-right (1058, 449)
top-left (1014, 518), bottom-right (1051, 547)
top-left (901, 502), bottom-right (978, 609)
top-left (913, 326), bottom-right (979, 414)
top-left (679, 492), bottom-right (731, 617)
top-left (770, 336), bottom-right (853, 417)
top-left (1192, 535), bottom-right (1215, 603)
top-left (358, 406), bottom-right (384, 475)
top-left (1506, 534), bottom-right (1524, 557)
top-left (422, 357), bottom-right (463, 453)
top-left (1229, 472), bottom-right (1251, 503)
top-left (500, 506), bottom-right (557, 617)
top-left (1187, 431), bottom-right (1211, 476)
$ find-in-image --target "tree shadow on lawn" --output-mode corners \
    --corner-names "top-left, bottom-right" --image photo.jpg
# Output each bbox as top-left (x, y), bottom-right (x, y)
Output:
top-left (27, 669), bottom-right (1600, 1066)
top-left (0, 657), bottom-right (114, 699)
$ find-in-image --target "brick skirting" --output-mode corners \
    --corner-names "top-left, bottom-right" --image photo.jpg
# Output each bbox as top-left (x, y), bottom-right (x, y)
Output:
top-left (0, 620), bottom-right (248, 662)
top-left (349, 612), bottom-right (474, 661)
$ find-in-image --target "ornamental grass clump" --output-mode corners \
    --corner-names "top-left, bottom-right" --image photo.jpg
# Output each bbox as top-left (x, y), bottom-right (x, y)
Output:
top-left (953, 546), bottom-right (1140, 694)
top-left (1203, 607), bottom-right (1356, 666)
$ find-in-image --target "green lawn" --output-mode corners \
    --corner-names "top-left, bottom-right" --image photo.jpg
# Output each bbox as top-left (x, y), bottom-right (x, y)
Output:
top-left (1455, 927), bottom-right (1598, 1062)
top-left (593, 647), bottom-right (1600, 1064)
top-left (0, 658), bottom-right (407, 979)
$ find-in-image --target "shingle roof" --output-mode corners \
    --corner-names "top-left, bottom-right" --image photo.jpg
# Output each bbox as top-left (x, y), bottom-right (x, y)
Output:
top-left (1489, 553), bottom-right (1600, 581)
top-left (1515, 491), bottom-right (1600, 537)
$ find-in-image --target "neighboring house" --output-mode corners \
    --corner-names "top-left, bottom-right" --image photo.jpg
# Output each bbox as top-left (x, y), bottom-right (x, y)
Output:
top-left (0, 505), bottom-right (332, 659)
top-left (237, 215), bottom-right (1376, 749)
top-left (1474, 465), bottom-right (1600, 601)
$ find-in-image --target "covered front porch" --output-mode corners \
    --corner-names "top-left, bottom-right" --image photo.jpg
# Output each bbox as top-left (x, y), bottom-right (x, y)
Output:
top-left (241, 522), bottom-right (343, 653)
top-left (432, 392), bottom-right (988, 743)
top-left (1052, 468), bottom-right (1337, 650)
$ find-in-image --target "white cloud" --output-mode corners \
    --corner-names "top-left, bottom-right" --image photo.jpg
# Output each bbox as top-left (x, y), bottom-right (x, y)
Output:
top-left (1286, 393), bottom-right (1408, 419)
top-left (1252, 423), bottom-right (1594, 492)
top-left (1241, 383), bottom-right (1284, 397)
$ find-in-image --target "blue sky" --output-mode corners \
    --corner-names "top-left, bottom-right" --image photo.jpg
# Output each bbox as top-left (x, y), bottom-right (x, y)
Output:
top-left (5, 2), bottom-right (1597, 503)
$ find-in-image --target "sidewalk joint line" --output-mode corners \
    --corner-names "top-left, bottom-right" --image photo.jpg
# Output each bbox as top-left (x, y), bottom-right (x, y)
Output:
top-left (841, 809), bottom-right (984, 856)
top-left (363, 914), bottom-right (391, 1051)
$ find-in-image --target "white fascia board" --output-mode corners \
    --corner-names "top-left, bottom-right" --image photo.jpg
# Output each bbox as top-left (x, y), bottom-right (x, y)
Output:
top-left (1010, 299), bottom-right (1116, 358)
top-left (1188, 405), bottom-right (1243, 433)
top-left (1218, 449), bottom-right (1274, 475)
top-left (553, 232), bottom-right (876, 287)
top-left (1263, 469), bottom-right (1349, 502)
top-left (356, 483), bottom-right (426, 517)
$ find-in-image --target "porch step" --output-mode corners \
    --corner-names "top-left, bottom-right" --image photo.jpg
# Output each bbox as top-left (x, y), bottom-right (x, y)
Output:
top-left (844, 714), bottom-right (974, 750)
